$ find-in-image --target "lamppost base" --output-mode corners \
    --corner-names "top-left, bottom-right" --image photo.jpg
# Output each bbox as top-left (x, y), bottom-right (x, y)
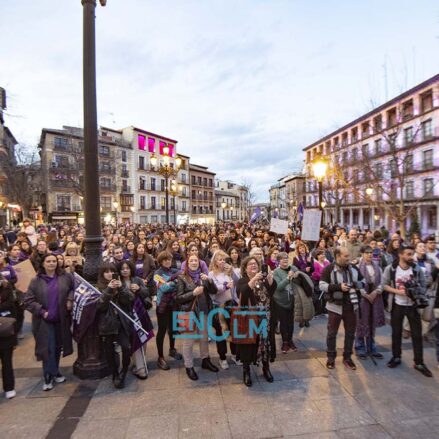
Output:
top-left (73, 321), bottom-right (109, 380)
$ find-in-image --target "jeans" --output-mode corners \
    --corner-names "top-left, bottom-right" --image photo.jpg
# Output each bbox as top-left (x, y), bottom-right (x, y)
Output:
top-left (182, 315), bottom-right (209, 368)
top-left (43, 323), bottom-right (62, 378)
top-left (103, 335), bottom-right (131, 379)
top-left (355, 335), bottom-right (377, 355)
top-left (273, 302), bottom-right (294, 343)
top-left (212, 305), bottom-right (236, 361)
top-left (156, 308), bottom-right (176, 358)
top-left (390, 303), bottom-right (423, 364)
top-left (435, 318), bottom-right (439, 362)
top-left (0, 347), bottom-right (15, 392)
top-left (327, 306), bottom-right (357, 360)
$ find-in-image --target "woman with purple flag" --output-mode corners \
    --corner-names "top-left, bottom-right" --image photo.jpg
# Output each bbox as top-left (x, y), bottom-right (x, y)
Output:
top-left (117, 260), bottom-right (153, 380)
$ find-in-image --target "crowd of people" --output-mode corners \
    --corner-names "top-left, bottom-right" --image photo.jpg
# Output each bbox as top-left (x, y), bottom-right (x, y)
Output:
top-left (0, 218), bottom-right (438, 399)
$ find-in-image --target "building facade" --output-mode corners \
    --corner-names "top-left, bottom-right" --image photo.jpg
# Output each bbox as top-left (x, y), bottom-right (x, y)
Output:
top-left (283, 174), bottom-right (306, 220)
top-left (303, 74), bottom-right (439, 235)
top-left (39, 126), bottom-right (133, 224)
top-left (0, 87), bottom-right (19, 226)
top-left (190, 164), bottom-right (216, 224)
top-left (215, 180), bottom-right (249, 222)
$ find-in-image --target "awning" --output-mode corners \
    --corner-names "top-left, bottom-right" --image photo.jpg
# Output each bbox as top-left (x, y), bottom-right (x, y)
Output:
top-left (52, 215), bottom-right (78, 220)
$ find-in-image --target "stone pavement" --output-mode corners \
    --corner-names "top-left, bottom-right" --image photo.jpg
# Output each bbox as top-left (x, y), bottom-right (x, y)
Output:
top-left (1, 314), bottom-right (439, 439)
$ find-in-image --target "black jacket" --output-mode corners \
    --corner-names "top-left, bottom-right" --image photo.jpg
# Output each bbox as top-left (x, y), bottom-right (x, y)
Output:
top-left (176, 275), bottom-right (216, 313)
top-left (0, 283), bottom-right (17, 349)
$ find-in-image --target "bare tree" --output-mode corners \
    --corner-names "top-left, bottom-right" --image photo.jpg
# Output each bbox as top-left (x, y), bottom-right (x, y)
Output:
top-left (2, 144), bottom-right (42, 217)
top-left (326, 93), bottom-right (437, 239)
top-left (240, 178), bottom-right (256, 220)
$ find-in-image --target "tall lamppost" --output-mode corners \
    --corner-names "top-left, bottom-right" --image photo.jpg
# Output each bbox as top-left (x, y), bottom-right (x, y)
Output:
top-left (150, 147), bottom-right (181, 225)
top-left (112, 201), bottom-right (119, 226)
top-left (311, 156), bottom-right (328, 227)
top-left (74, 0), bottom-right (108, 380)
top-left (169, 180), bottom-right (181, 224)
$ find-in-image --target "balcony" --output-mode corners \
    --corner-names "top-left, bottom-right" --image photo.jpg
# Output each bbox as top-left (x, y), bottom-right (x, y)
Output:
top-left (121, 186), bottom-right (132, 194)
top-left (50, 179), bottom-right (76, 189)
top-left (53, 142), bottom-right (73, 152)
top-left (99, 166), bottom-right (115, 175)
top-left (100, 184), bottom-right (116, 192)
top-left (121, 170), bottom-right (129, 178)
top-left (50, 162), bottom-right (78, 171)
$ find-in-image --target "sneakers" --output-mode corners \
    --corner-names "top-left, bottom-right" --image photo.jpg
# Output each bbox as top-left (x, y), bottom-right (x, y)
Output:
top-left (343, 358), bottom-right (357, 370)
top-left (326, 359), bottom-right (335, 369)
top-left (169, 349), bottom-right (183, 360)
top-left (5, 390), bottom-right (16, 399)
top-left (231, 355), bottom-right (242, 366)
top-left (372, 352), bottom-right (384, 359)
top-left (218, 359), bottom-right (229, 370)
top-left (413, 363), bottom-right (433, 378)
top-left (281, 342), bottom-right (290, 354)
top-left (157, 357), bottom-right (170, 370)
top-left (54, 373), bottom-right (66, 383)
top-left (387, 357), bottom-right (401, 368)
top-left (43, 374), bottom-right (53, 391)
top-left (357, 352), bottom-right (367, 360)
top-left (289, 341), bottom-right (298, 352)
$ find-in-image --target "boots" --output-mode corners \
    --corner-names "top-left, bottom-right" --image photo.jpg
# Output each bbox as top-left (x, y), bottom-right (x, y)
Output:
top-left (201, 357), bottom-right (219, 372)
top-left (262, 361), bottom-right (274, 383)
top-left (186, 367), bottom-right (199, 381)
top-left (243, 364), bottom-right (252, 387)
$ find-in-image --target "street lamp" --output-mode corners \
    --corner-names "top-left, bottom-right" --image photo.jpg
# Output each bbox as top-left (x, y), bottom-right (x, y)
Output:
top-left (169, 180), bottom-right (180, 224)
top-left (311, 156), bottom-right (328, 226)
top-left (75, 0), bottom-right (107, 381)
top-left (365, 187), bottom-right (374, 196)
top-left (150, 151), bottom-right (181, 224)
top-left (112, 201), bottom-right (119, 226)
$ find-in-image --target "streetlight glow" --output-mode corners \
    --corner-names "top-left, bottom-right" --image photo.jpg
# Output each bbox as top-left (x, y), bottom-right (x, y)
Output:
top-left (175, 157), bottom-right (182, 167)
top-left (311, 158), bottom-right (328, 181)
top-left (150, 154), bottom-right (158, 167)
top-left (366, 187), bottom-right (374, 196)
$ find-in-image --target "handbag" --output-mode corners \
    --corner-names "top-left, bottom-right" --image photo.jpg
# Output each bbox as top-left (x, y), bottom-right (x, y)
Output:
top-left (176, 296), bottom-right (198, 334)
top-left (0, 316), bottom-right (16, 338)
top-left (98, 306), bottom-right (121, 336)
top-left (230, 298), bottom-right (259, 344)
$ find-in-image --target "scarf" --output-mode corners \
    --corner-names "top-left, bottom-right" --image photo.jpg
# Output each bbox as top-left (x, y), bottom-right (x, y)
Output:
top-left (358, 260), bottom-right (381, 291)
top-left (39, 273), bottom-right (59, 322)
top-left (187, 267), bottom-right (202, 286)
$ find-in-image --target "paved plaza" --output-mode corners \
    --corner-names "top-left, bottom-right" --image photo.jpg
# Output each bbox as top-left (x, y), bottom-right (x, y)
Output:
top-left (1, 315), bottom-right (438, 439)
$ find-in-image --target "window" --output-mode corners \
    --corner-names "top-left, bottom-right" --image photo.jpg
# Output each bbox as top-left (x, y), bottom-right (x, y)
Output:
top-left (161, 179), bottom-right (165, 191)
top-left (121, 150), bottom-right (127, 162)
top-left (138, 156), bottom-right (145, 170)
top-left (151, 215), bottom-right (158, 223)
top-left (182, 201), bottom-right (187, 211)
top-left (209, 178), bottom-right (213, 187)
top-left (402, 99), bottom-right (414, 120)
top-left (423, 149), bottom-right (433, 169)
top-left (342, 133), bottom-right (348, 146)
top-left (100, 196), bottom-right (112, 210)
top-left (351, 127), bottom-right (358, 143)
top-left (389, 159), bottom-right (398, 178)
top-left (192, 175), bottom-right (196, 184)
top-left (405, 181), bottom-right (414, 198)
top-left (422, 120), bottom-right (432, 140)
top-left (54, 137), bottom-right (69, 149)
top-left (151, 196), bottom-right (156, 209)
top-left (373, 115), bottom-right (382, 132)
top-left (387, 108), bottom-right (397, 127)
top-left (182, 186), bottom-right (187, 197)
top-left (53, 155), bottom-right (70, 168)
top-left (404, 154), bottom-right (414, 173)
top-left (351, 148), bottom-right (358, 162)
top-left (99, 145), bottom-right (110, 156)
top-left (374, 139), bottom-right (382, 155)
top-left (140, 195), bottom-right (146, 210)
top-left (138, 135), bottom-right (146, 150)
top-left (428, 207), bottom-right (437, 229)
top-left (192, 190), bottom-right (196, 199)
top-left (197, 176), bottom-right (202, 186)
top-left (361, 144), bottom-right (368, 158)
top-left (404, 127), bottom-right (413, 146)
top-left (353, 169), bottom-right (359, 183)
top-left (203, 191), bottom-right (207, 201)
top-left (181, 173), bottom-right (186, 183)
top-left (161, 198), bottom-right (165, 210)
top-left (100, 177), bottom-right (111, 187)
top-left (150, 178), bottom-right (156, 191)
top-left (388, 133), bottom-right (397, 149)
top-left (375, 162), bottom-right (383, 179)
top-left (342, 151), bottom-right (348, 163)
top-left (139, 177), bottom-right (146, 190)
top-left (421, 90), bottom-right (433, 113)
top-left (56, 194), bottom-right (71, 211)
top-left (148, 138), bottom-right (155, 153)
top-left (423, 178), bottom-right (434, 196)
top-left (140, 216), bottom-right (148, 224)
top-left (170, 198), bottom-right (175, 209)
top-left (362, 122), bottom-right (370, 138)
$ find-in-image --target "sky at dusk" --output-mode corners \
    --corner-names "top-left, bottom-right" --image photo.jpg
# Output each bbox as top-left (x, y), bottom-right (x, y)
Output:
top-left (2, 0), bottom-right (439, 201)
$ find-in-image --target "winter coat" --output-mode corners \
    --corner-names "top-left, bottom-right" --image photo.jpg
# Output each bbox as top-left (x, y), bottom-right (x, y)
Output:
top-left (292, 272), bottom-right (315, 322)
top-left (175, 275), bottom-right (216, 314)
top-left (0, 283), bottom-right (17, 350)
top-left (25, 273), bottom-right (74, 361)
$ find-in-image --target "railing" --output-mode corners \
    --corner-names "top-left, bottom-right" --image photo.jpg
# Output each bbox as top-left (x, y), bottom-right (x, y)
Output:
top-left (120, 186), bottom-right (132, 194)
top-left (121, 170), bottom-right (129, 178)
top-left (99, 166), bottom-right (115, 175)
top-left (50, 162), bottom-right (78, 171)
top-left (100, 184), bottom-right (116, 192)
top-left (50, 180), bottom-right (76, 188)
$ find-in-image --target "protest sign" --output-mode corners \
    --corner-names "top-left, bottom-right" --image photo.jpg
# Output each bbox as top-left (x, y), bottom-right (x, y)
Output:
top-left (301, 209), bottom-right (322, 242)
top-left (270, 218), bottom-right (289, 235)
top-left (14, 259), bottom-right (36, 292)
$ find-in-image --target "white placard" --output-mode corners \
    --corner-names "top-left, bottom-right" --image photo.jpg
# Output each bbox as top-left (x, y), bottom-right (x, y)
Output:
top-left (270, 218), bottom-right (289, 235)
top-left (301, 210), bottom-right (322, 242)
